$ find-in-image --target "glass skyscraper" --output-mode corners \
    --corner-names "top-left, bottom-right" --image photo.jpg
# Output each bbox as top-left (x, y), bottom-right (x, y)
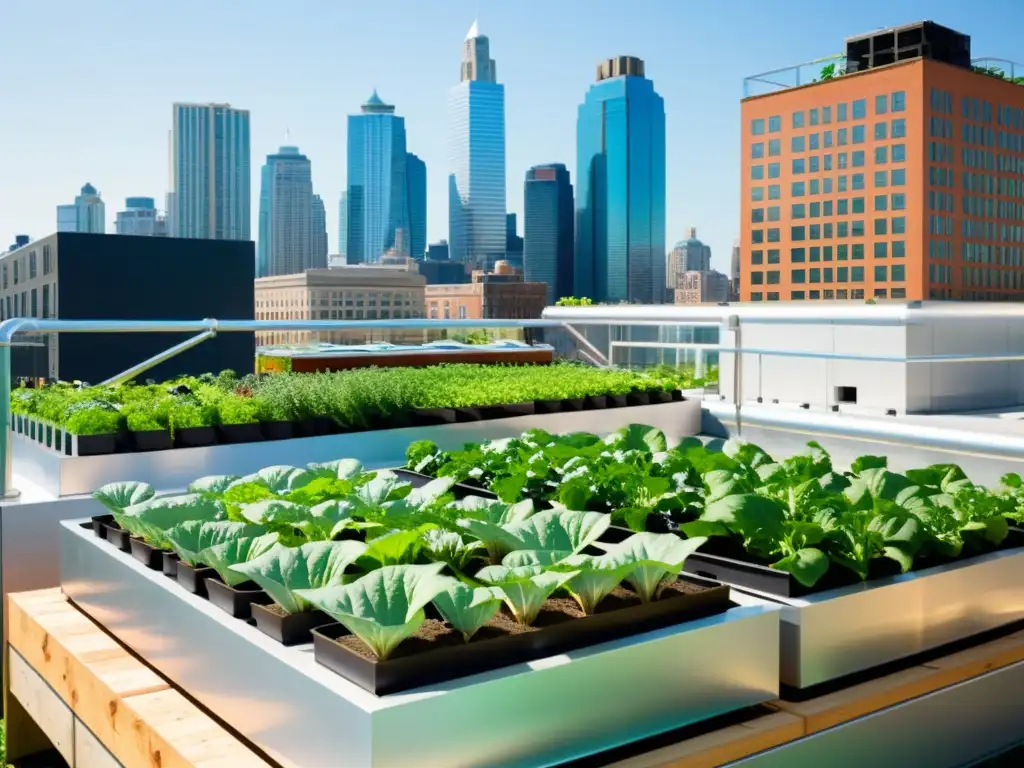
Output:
top-left (575, 57), bottom-right (666, 303)
top-left (170, 103), bottom-right (251, 240)
top-left (338, 191), bottom-right (348, 261)
top-left (524, 164), bottom-right (574, 304)
top-left (406, 152), bottom-right (427, 259)
top-left (311, 194), bottom-right (328, 269)
top-left (257, 145), bottom-right (315, 277)
top-left (448, 21), bottom-right (506, 271)
top-left (346, 90), bottom-right (408, 263)
top-left (56, 183), bottom-right (106, 233)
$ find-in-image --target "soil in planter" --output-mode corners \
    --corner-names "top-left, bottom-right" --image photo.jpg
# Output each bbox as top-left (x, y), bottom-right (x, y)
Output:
top-left (252, 602), bottom-right (334, 645)
top-left (315, 577), bottom-right (729, 695)
top-left (129, 537), bottom-right (165, 570)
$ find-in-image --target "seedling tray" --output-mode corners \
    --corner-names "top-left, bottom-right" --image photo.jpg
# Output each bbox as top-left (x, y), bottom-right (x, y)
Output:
top-left (60, 517), bottom-right (780, 768)
top-left (311, 576), bottom-right (731, 695)
top-left (250, 603), bottom-right (334, 646)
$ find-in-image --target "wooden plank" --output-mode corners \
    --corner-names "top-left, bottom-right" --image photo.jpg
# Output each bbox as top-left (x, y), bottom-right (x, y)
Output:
top-left (8, 589), bottom-right (273, 768)
top-left (7, 649), bottom-right (74, 764)
top-left (76, 719), bottom-right (124, 768)
top-left (775, 629), bottom-right (1024, 734)
top-left (115, 688), bottom-right (273, 768)
top-left (606, 710), bottom-right (805, 768)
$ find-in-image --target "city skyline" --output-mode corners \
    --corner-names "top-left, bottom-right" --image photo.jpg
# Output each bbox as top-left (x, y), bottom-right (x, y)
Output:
top-left (5, 0), bottom-right (1024, 275)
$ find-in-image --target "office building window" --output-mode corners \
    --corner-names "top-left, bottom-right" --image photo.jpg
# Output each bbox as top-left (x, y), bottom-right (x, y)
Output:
top-left (853, 99), bottom-right (867, 119)
top-left (768, 115), bottom-right (781, 132)
top-left (874, 242), bottom-right (888, 258)
top-left (891, 91), bottom-right (906, 112)
top-left (892, 118), bottom-right (907, 138)
top-left (751, 118), bottom-right (765, 135)
top-left (874, 265), bottom-right (888, 281)
top-left (792, 111), bottom-right (805, 128)
top-left (751, 142), bottom-right (765, 159)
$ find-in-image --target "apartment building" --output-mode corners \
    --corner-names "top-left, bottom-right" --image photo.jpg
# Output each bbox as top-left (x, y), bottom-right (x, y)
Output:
top-left (673, 270), bottom-right (730, 305)
top-left (424, 262), bottom-right (546, 320)
top-left (254, 266), bottom-right (425, 346)
top-left (740, 21), bottom-right (1024, 302)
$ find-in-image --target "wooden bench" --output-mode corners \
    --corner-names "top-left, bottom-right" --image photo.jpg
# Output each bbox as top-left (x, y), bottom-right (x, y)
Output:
top-left (4, 589), bottom-right (273, 768)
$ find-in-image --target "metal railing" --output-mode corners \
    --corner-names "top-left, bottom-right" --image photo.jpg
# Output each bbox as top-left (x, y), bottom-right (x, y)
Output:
top-left (9, 305), bottom-right (1024, 498)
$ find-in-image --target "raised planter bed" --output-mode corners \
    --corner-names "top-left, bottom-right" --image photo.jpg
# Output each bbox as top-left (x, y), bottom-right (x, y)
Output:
top-left (15, 400), bottom-right (701, 497)
top-left (59, 518), bottom-right (780, 768)
top-left (311, 575), bottom-right (730, 696)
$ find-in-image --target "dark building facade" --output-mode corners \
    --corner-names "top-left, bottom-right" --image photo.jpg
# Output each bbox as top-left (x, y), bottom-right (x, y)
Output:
top-left (524, 163), bottom-right (574, 304)
top-left (0, 232), bottom-right (254, 383)
top-left (418, 258), bottom-right (469, 285)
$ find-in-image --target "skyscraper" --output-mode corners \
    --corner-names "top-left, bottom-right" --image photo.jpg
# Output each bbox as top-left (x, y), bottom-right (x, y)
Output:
top-left (257, 145), bottom-right (314, 277)
top-left (406, 152), bottom-right (427, 259)
top-left (170, 103), bottom-right (251, 241)
top-left (524, 164), bottom-right (574, 304)
top-left (311, 194), bottom-right (328, 269)
top-left (667, 227), bottom-right (712, 289)
top-left (505, 212), bottom-right (524, 270)
top-left (448, 21), bottom-right (507, 271)
top-left (575, 56), bottom-right (666, 303)
top-left (346, 90), bottom-right (409, 264)
top-left (115, 197), bottom-right (167, 236)
top-left (338, 191), bottom-right (348, 262)
top-left (57, 183), bottom-right (106, 234)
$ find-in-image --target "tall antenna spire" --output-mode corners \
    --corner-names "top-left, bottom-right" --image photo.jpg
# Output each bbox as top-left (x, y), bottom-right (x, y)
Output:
top-left (285, 127), bottom-right (291, 143)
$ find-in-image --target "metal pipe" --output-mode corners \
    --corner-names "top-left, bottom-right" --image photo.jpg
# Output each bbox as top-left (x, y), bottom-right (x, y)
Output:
top-left (559, 323), bottom-right (611, 367)
top-left (98, 329), bottom-right (217, 387)
top-left (0, 343), bottom-right (17, 498)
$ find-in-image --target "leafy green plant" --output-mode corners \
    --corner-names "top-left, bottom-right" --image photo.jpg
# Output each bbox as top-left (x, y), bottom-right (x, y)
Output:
top-left (114, 494), bottom-right (225, 549)
top-left (231, 540), bottom-right (368, 614)
top-left (295, 563), bottom-right (452, 660)
top-left (474, 564), bottom-right (578, 625)
top-left (164, 520), bottom-right (267, 568)
top-left (432, 581), bottom-right (503, 641)
top-left (94, 481), bottom-right (156, 513)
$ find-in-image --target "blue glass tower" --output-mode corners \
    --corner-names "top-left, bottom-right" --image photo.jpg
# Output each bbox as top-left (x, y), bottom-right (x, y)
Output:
top-left (405, 152), bottom-right (427, 259)
top-left (448, 21), bottom-right (506, 271)
top-left (346, 91), bottom-right (408, 263)
top-left (524, 164), bottom-right (574, 304)
top-left (257, 145), bottom-right (314, 277)
top-left (575, 57), bottom-right (666, 303)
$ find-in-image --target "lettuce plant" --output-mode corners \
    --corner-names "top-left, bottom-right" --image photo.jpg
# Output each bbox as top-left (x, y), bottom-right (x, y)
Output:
top-left (294, 563), bottom-right (451, 660)
top-left (422, 529), bottom-right (482, 572)
top-left (594, 532), bottom-right (709, 602)
top-left (230, 540), bottom-right (368, 613)
top-left (188, 475), bottom-right (241, 495)
top-left (115, 494), bottom-right (225, 549)
top-left (201, 534), bottom-right (280, 586)
top-left (94, 481), bottom-right (156, 513)
top-left (474, 564), bottom-right (578, 625)
top-left (164, 520), bottom-right (267, 568)
top-left (453, 496), bottom-right (537, 563)
top-left (232, 465), bottom-right (317, 494)
top-left (461, 508), bottom-right (610, 564)
top-left (557, 554), bottom-right (637, 614)
top-left (432, 581), bottom-right (503, 642)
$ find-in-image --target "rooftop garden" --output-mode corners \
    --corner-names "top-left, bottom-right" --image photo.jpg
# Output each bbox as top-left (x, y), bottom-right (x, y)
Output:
top-left (11, 363), bottom-right (716, 455)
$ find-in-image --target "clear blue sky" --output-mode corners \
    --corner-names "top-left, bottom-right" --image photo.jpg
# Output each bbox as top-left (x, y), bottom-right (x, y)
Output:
top-left (4, 0), bottom-right (1024, 271)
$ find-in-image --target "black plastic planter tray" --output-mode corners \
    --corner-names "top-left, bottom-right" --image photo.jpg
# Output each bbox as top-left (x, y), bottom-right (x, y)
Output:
top-left (162, 551), bottom-right (180, 578)
top-left (176, 560), bottom-right (216, 598)
top-left (251, 603), bottom-right (334, 646)
top-left (76, 432), bottom-right (118, 456)
top-left (204, 576), bottom-right (272, 620)
top-left (173, 426), bottom-right (216, 449)
top-left (90, 514), bottom-right (113, 539)
top-left (627, 392), bottom-right (651, 407)
top-left (534, 399), bottom-right (563, 414)
top-left (216, 423), bottom-right (264, 444)
top-left (311, 575), bottom-right (731, 696)
top-left (131, 429), bottom-right (173, 452)
top-left (391, 468), bottom-right (496, 501)
top-left (128, 537), bottom-right (165, 570)
top-left (604, 524), bottom-right (1024, 599)
top-left (102, 521), bottom-right (132, 553)
top-left (409, 407), bottom-right (458, 427)
top-left (260, 420), bottom-right (295, 441)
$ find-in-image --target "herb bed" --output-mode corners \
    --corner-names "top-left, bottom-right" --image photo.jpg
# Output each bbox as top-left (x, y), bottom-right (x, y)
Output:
top-left (13, 363), bottom-right (703, 458)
